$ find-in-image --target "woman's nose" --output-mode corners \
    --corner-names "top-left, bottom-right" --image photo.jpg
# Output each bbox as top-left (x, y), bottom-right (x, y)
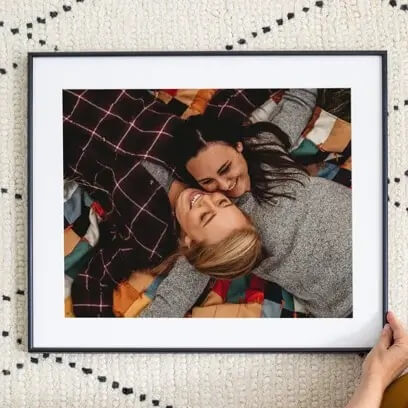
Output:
top-left (217, 177), bottom-right (230, 191)
top-left (200, 194), bottom-right (217, 210)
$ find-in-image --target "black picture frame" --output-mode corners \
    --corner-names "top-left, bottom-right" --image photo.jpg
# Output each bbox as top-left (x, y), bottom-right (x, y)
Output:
top-left (28, 50), bottom-right (388, 353)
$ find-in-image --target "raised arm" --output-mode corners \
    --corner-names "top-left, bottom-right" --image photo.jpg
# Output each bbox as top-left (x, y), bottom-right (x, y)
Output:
top-left (139, 256), bottom-right (210, 318)
top-left (249, 88), bottom-right (317, 148)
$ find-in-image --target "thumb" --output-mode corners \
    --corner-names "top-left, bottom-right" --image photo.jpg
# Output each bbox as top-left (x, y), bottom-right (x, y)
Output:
top-left (377, 324), bottom-right (393, 349)
top-left (387, 311), bottom-right (407, 343)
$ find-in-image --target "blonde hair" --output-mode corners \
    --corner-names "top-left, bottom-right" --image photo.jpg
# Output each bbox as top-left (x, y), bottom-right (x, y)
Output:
top-left (184, 228), bottom-right (262, 279)
top-left (149, 222), bottom-right (262, 280)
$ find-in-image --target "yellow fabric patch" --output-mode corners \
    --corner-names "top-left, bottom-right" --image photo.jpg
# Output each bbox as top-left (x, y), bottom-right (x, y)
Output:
top-left (124, 294), bottom-right (152, 317)
top-left (319, 118), bottom-right (351, 153)
top-left (172, 89), bottom-right (199, 106)
top-left (199, 290), bottom-right (224, 307)
top-left (113, 281), bottom-right (141, 317)
top-left (64, 227), bottom-right (81, 256)
top-left (64, 296), bottom-right (74, 317)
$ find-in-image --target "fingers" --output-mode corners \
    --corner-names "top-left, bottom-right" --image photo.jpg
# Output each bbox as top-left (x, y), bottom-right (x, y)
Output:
top-left (387, 311), bottom-right (407, 342)
top-left (378, 323), bottom-right (393, 349)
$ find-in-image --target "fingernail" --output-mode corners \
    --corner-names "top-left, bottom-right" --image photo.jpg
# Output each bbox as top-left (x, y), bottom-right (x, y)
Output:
top-left (383, 324), bottom-right (390, 331)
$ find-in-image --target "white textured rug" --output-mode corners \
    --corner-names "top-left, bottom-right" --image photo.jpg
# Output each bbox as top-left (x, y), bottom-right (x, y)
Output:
top-left (0, 1), bottom-right (407, 407)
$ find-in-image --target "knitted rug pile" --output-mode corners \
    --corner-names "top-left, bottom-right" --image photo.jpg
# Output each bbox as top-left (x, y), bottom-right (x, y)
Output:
top-left (1, 1), bottom-right (407, 407)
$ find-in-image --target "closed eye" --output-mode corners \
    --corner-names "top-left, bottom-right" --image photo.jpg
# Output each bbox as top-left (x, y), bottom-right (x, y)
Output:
top-left (200, 212), bottom-right (211, 223)
top-left (200, 179), bottom-right (213, 185)
top-left (218, 199), bottom-right (230, 207)
top-left (202, 213), bottom-right (216, 227)
top-left (218, 163), bottom-right (231, 175)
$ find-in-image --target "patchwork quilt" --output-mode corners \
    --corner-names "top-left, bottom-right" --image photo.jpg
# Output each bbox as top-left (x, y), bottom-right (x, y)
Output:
top-left (64, 88), bottom-right (351, 318)
top-left (113, 272), bottom-right (308, 318)
top-left (64, 180), bottom-right (105, 316)
top-left (204, 89), bottom-right (351, 187)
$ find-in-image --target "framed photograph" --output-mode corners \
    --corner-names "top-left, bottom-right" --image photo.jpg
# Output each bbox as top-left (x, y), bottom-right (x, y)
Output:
top-left (28, 51), bottom-right (387, 352)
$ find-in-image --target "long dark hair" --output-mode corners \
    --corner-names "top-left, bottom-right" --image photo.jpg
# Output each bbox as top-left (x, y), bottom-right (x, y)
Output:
top-left (172, 115), bottom-right (308, 205)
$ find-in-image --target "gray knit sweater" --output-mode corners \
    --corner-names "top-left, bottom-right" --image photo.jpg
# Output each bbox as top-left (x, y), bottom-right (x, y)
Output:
top-left (140, 89), bottom-right (352, 318)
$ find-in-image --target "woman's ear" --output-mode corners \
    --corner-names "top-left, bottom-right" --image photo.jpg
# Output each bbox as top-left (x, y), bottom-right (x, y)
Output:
top-left (181, 234), bottom-right (193, 249)
top-left (236, 141), bottom-right (244, 153)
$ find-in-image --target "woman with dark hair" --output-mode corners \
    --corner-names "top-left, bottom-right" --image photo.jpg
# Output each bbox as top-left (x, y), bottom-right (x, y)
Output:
top-left (141, 89), bottom-right (352, 318)
top-left (173, 89), bottom-right (316, 203)
top-left (173, 112), bottom-right (308, 204)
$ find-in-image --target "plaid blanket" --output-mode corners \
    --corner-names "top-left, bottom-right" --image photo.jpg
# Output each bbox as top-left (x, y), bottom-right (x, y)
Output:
top-left (63, 90), bottom-right (183, 316)
top-left (64, 88), bottom-right (351, 318)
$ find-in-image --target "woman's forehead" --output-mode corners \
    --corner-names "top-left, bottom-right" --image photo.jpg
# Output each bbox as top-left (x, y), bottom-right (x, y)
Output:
top-left (187, 144), bottom-right (233, 171)
top-left (200, 207), bottom-right (248, 243)
top-left (195, 142), bottom-right (237, 160)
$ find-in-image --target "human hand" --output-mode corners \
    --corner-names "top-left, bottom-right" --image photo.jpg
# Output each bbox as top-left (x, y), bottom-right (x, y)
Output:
top-left (361, 311), bottom-right (408, 392)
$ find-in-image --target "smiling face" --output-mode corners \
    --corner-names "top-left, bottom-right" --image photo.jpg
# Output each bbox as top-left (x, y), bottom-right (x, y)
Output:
top-left (186, 142), bottom-right (251, 198)
top-left (174, 188), bottom-right (251, 246)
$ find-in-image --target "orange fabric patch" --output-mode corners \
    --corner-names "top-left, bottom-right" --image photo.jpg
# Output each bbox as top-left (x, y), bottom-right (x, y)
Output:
top-left (181, 107), bottom-right (201, 119)
top-left (64, 227), bottom-right (81, 256)
top-left (113, 281), bottom-right (141, 317)
top-left (65, 297), bottom-right (74, 317)
top-left (199, 291), bottom-right (224, 307)
top-left (319, 118), bottom-right (351, 153)
top-left (190, 89), bottom-right (216, 114)
top-left (154, 89), bottom-right (216, 117)
top-left (113, 272), bottom-right (157, 317)
top-left (124, 294), bottom-right (152, 317)
top-left (172, 89), bottom-right (199, 106)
